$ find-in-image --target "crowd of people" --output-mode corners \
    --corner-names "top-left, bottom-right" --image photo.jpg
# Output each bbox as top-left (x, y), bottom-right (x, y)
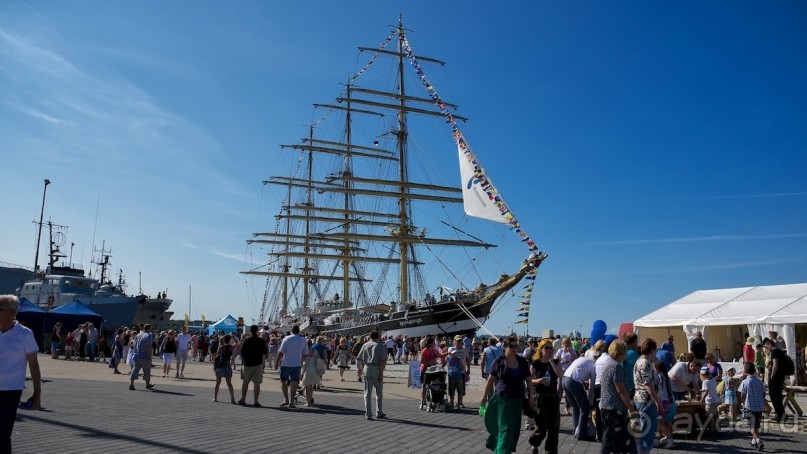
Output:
top-left (6, 296), bottom-right (807, 454)
top-left (479, 331), bottom-right (804, 454)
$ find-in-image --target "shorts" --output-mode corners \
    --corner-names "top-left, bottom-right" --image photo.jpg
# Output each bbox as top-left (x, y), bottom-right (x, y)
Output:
top-left (279, 366), bottom-right (301, 382)
top-left (724, 389), bottom-right (737, 406)
top-left (448, 376), bottom-right (464, 397)
top-left (241, 365), bottom-right (263, 384)
top-left (747, 410), bottom-right (763, 430)
top-left (162, 353), bottom-right (175, 364)
top-left (176, 350), bottom-right (189, 364)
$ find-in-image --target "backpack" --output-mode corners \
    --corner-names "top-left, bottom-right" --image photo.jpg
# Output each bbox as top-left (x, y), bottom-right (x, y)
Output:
top-left (778, 351), bottom-right (795, 376)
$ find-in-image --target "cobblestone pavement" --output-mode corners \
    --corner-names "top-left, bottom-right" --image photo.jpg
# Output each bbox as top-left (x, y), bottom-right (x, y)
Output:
top-left (11, 355), bottom-right (807, 453)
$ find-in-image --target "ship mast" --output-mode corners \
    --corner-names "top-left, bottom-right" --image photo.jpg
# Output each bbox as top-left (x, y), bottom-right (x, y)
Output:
top-left (395, 20), bottom-right (410, 306)
top-left (281, 181), bottom-right (291, 316)
top-left (343, 81), bottom-right (353, 308)
top-left (303, 126), bottom-right (314, 309)
top-left (244, 19), bottom-right (496, 317)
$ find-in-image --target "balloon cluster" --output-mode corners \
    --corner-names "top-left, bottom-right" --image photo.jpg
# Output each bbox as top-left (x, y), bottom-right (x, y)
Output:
top-left (591, 320), bottom-right (607, 343)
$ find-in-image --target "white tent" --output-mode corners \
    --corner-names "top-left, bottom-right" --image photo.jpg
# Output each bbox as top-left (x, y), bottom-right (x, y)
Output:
top-left (634, 283), bottom-right (807, 362)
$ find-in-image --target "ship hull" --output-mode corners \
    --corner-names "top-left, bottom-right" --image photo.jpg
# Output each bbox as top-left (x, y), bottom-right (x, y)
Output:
top-left (133, 298), bottom-right (173, 327)
top-left (313, 297), bottom-right (494, 339)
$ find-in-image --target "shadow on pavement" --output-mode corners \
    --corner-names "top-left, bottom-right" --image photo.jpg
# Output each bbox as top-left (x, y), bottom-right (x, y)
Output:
top-left (17, 413), bottom-right (211, 454)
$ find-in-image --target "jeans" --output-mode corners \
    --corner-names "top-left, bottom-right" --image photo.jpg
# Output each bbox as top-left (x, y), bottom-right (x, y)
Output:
top-left (86, 343), bottom-right (97, 361)
top-left (562, 376), bottom-right (590, 439)
top-left (363, 364), bottom-right (383, 417)
top-left (634, 399), bottom-right (658, 453)
top-left (0, 390), bottom-right (23, 453)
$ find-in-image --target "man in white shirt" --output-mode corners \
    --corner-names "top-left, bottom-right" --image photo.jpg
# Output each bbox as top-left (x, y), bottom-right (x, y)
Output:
top-left (277, 325), bottom-right (309, 408)
top-left (0, 295), bottom-right (42, 453)
top-left (562, 356), bottom-right (597, 441)
top-left (358, 330), bottom-right (387, 420)
top-left (384, 336), bottom-right (396, 363)
top-left (175, 327), bottom-right (192, 378)
top-left (669, 358), bottom-right (699, 401)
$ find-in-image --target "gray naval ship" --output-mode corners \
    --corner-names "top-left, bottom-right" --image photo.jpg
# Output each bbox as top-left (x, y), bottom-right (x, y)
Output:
top-left (16, 224), bottom-right (172, 331)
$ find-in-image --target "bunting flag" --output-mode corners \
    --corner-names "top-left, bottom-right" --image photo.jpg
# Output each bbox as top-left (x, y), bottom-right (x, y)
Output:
top-left (515, 319), bottom-right (529, 325)
top-left (400, 27), bottom-right (546, 329)
top-left (312, 31), bottom-right (396, 128)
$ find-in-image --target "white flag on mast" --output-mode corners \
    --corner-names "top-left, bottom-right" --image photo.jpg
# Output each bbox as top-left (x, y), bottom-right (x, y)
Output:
top-left (457, 144), bottom-right (508, 224)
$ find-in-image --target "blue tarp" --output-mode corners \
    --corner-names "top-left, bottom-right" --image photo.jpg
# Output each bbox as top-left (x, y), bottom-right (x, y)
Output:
top-left (45, 299), bottom-right (104, 336)
top-left (18, 297), bottom-right (47, 313)
top-left (50, 300), bottom-right (103, 316)
top-left (16, 297), bottom-right (47, 351)
top-left (207, 314), bottom-right (238, 335)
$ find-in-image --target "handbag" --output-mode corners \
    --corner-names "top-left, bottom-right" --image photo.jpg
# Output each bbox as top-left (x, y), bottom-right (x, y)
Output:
top-left (316, 357), bottom-right (327, 375)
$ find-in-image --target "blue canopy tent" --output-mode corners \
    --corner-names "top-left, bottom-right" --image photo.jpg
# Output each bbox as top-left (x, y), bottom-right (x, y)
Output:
top-left (16, 297), bottom-right (47, 351)
top-left (207, 315), bottom-right (238, 336)
top-left (45, 300), bottom-right (104, 337)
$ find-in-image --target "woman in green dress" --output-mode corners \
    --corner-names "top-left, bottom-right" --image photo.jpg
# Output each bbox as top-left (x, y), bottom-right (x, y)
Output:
top-left (480, 336), bottom-right (534, 453)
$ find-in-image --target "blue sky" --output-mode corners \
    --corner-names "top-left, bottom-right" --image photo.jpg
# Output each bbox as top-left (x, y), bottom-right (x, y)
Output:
top-left (1, 1), bottom-right (805, 337)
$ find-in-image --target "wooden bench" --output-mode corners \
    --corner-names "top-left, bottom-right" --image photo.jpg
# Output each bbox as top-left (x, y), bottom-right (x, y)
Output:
top-left (784, 385), bottom-right (807, 416)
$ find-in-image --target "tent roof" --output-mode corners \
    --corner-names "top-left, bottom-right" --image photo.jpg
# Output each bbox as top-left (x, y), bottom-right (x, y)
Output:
top-left (50, 300), bottom-right (102, 317)
top-left (210, 315), bottom-right (238, 326)
top-left (18, 297), bottom-right (47, 313)
top-left (635, 283), bottom-right (807, 328)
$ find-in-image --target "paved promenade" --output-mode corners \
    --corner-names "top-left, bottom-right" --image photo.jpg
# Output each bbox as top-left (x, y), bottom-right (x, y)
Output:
top-left (11, 354), bottom-right (807, 453)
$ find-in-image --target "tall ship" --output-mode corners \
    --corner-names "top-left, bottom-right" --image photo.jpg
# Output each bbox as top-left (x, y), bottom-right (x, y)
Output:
top-left (243, 17), bottom-right (547, 339)
top-left (18, 222), bottom-right (173, 331)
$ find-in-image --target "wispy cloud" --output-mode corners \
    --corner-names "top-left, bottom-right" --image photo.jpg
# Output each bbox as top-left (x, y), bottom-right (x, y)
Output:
top-left (598, 258), bottom-right (803, 277)
top-left (675, 192), bottom-right (807, 201)
top-left (0, 25), bottom-right (246, 197)
top-left (210, 249), bottom-right (249, 263)
top-left (590, 233), bottom-right (807, 246)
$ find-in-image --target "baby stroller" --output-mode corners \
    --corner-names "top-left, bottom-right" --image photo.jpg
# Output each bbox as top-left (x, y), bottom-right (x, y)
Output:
top-left (423, 365), bottom-right (449, 412)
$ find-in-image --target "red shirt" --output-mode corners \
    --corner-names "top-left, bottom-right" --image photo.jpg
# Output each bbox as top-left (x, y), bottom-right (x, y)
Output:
top-left (743, 344), bottom-right (755, 364)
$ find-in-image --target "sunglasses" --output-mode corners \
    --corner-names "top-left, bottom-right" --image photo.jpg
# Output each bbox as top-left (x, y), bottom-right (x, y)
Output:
top-left (506, 343), bottom-right (518, 349)
top-left (542, 346), bottom-right (554, 350)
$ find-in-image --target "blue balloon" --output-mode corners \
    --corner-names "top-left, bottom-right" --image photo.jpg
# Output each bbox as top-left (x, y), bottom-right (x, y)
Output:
top-left (590, 328), bottom-right (605, 343)
top-left (593, 320), bottom-right (607, 333)
top-left (604, 334), bottom-right (618, 344)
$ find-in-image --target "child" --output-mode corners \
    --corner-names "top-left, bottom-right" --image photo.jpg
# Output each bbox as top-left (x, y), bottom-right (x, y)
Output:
top-left (654, 359), bottom-right (676, 448)
top-left (445, 348), bottom-right (464, 410)
top-left (64, 333), bottom-right (74, 360)
top-left (718, 368), bottom-right (740, 421)
top-left (738, 362), bottom-right (765, 451)
top-left (700, 365), bottom-right (721, 433)
top-left (754, 344), bottom-right (766, 378)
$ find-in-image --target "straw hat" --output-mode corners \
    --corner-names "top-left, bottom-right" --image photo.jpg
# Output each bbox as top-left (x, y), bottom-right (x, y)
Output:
top-left (746, 336), bottom-right (755, 345)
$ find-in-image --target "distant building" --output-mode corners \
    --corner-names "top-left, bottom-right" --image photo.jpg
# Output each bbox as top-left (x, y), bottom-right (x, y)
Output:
top-left (541, 329), bottom-right (554, 339)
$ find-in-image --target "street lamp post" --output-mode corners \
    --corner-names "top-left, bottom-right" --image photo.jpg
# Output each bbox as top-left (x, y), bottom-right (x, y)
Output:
top-left (33, 179), bottom-right (51, 274)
